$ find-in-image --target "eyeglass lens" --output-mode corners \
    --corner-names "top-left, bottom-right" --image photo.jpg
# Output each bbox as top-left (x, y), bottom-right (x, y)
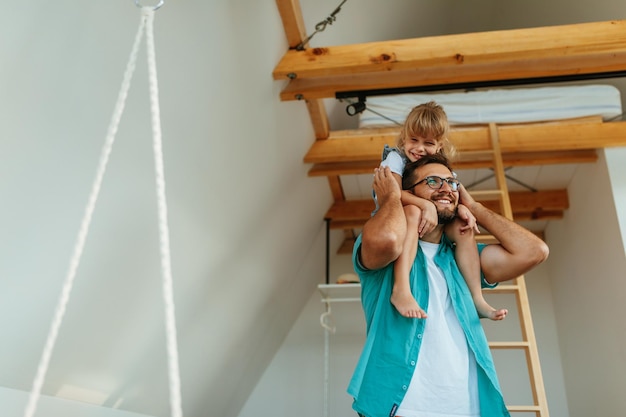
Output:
top-left (425, 176), bottom-right (459, 191)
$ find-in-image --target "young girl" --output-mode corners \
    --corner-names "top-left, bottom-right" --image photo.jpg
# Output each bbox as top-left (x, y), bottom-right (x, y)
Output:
top-left (376, 101), bottom-right (507, 320)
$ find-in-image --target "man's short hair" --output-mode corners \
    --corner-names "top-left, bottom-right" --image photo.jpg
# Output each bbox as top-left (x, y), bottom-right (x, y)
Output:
top-left (402, 153), bottom-right (454, 191)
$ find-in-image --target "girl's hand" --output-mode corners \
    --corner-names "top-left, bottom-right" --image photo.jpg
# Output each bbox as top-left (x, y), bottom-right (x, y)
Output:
top-left (419, 200), bottom-right (438, 237)
top-left (457, 204), bottom-right (480, 234)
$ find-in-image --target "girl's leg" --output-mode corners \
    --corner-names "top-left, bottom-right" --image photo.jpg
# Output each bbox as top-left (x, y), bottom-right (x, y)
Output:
top-left (391, 205), bottom-right (427, 318)
top-left (445, 220), bottom-right (507, 321)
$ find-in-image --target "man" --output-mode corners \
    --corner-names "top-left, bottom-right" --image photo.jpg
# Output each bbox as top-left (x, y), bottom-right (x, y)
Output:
top-left (347, 153), bottom-right (549, 417)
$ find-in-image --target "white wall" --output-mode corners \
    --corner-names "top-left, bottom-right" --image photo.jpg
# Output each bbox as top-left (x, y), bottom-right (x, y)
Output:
top-left (605, 147), bottom-right (626, 242)
top-left (0, 2), bottom-right (333, 416)
top-left (545, 149), bottom-right (626, 417)
top-left (238, 250), bottom-right (361, 417)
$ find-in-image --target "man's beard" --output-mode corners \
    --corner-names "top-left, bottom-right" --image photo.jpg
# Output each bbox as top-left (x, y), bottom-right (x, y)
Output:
top-left (437, 207), bottom-right (458, 225)
top-left (431, 192), bottom-right (458, 224)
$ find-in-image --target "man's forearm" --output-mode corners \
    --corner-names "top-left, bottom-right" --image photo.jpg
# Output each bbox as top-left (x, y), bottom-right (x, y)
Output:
top-left (360, 166), bottom-right (407, 270)
top-left (361, 193), bottom-right (406, 269)
top-left (470, 202), bottom-right (537, 247)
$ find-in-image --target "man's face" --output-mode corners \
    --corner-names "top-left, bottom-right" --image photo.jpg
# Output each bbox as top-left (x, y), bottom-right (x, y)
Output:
top-left (410, 163), bottom-right (459, 224)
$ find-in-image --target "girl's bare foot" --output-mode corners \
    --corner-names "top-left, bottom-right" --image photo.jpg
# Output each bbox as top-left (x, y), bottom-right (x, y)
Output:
top-left (391, 291), bottom-right (427, 318)
top-left (476, 300), bottom-right (508, 321)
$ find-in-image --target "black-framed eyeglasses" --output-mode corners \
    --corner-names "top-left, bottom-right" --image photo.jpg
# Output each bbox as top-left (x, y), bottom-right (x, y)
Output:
top-left (405, 175), bottom-right (460, 191)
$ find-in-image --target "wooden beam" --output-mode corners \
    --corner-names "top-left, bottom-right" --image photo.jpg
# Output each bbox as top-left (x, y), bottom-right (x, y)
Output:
top-left (330, 212), bottom-right (562, 232)
top-left (307, 149), bottom-right (597, 176)
top-left (338, 237), bottom-right (357, 255)
top-left (275, 0), bottom-right (307, 49)
top-left (304, 120), bottom-right (626, 165)
top-left (455, 150), bottom-right (598, 169)
top-left (486, 189), bottom-right (568, 212)
top-left (327, 175), bottom-right (345, 200)
top-left (273, 20), bottom-right (626, 100)
top-left (275, 20), bottom-right (626, 79)
top-left (325, 189), bottom-right (568, 227)
top-left (275, 1), bottom-right (331, 141)
top-left (306, 99), bottom-right (330, 139)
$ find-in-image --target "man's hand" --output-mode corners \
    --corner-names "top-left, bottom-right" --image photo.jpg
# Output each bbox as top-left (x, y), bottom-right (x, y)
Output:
top-left (458, 183), bottom-right (477, 211)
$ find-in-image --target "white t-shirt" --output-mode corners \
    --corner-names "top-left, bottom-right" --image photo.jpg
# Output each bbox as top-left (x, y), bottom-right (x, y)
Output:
top-left (396, 241), bottom-right (480, 417)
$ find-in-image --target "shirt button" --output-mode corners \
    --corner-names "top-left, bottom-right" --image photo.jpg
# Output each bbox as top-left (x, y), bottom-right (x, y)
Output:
top-left (410, 361), bottom-right (416, 366)
top-left (417, 334), bottom-right (422, 339)
top-left (402, 385), bottom-right (407, 390)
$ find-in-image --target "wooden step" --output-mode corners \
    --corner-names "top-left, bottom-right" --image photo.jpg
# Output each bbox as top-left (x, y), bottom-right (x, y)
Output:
top-left (470, 189), bottom-right (504, 200)
top-left (507, 405), bottom-right (542, 412)
top-left (489, 341), bottom-right (531, 349)
top-left (475, 234), bottom-right (499, 244)
top-left (483, 284), bottom-right (519, 294)
top-left (459, 149), bottom-right (496, 161)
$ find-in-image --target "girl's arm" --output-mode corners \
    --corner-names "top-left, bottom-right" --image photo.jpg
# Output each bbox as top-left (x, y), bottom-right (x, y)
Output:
top-left (456, 204), bottom-right (480, 235)
top-left (390, 171), bottom-right (437, 237)
top-left (400, 189), bottom-right (437, 238)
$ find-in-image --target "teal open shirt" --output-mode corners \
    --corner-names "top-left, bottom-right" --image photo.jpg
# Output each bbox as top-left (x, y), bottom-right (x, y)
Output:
top-left (347, 234), bottom-right (511, 417)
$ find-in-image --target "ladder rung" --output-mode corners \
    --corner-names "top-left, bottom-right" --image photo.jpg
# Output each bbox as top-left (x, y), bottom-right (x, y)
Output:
top-left (459, 149), bottom-right (496, 160)
top-left (475, 234), bottom-right (499, 244)
top-left (507, 405), bottom-right (542, 412)
top-left (470, 189), bottom-right (504, 200)
top-left (483, 284), bottom-right (519, 294)
top-left (489, 341), bottom-right (530, 349)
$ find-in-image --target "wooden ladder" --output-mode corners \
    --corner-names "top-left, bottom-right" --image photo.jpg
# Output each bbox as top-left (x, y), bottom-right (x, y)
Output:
top-left (472, 123), bottom-right (550, 416)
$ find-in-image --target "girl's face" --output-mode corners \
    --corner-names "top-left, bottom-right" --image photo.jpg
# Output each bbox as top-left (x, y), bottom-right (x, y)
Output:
top-left (403, 134), bottom-right (441, 162)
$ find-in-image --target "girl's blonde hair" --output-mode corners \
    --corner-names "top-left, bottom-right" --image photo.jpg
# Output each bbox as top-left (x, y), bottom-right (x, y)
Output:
top-left (397, 101), bottom-right (457, 161)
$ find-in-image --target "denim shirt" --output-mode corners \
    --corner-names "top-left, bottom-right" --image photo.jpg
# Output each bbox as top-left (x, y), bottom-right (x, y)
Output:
top-left (372, 145), bottom-right (407, 215)
top-left (347, 234), bottom-right (510, 417)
